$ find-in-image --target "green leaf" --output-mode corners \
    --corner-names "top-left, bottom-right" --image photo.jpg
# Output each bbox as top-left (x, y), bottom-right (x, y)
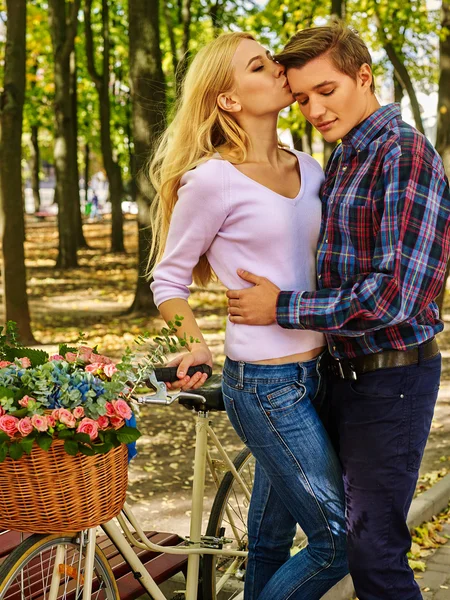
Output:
top-left (74, 432), bottom-right (91, 444)
top-left (58, 344), bottom-right (77, 357)
top-left (0, 386), bottom-right (15, 400)
top-left (57, 429), bottom-right (75, 440)
top-left (0, 443), bottom-right (8, 463)
top-left (116, 426), bottom-right (141, 444)
top-left (10, 407), bottom-right (28, 418)
top-left (78, 444), bottom-right (95, 456)
top-left (0, 431), bottom-right (10, 443)
top-left (64, 440), bottom-right (79, 456)
top-left (93, 442), bottom-right (113, 454)
top-left (20, 438), bottom-right (35, 454)
top-left (4, 348), bottom-right (49, 367)
top-left (37, 433), bottom-right (53, 451)
top-left (9, 442), bottom-right (24, 460)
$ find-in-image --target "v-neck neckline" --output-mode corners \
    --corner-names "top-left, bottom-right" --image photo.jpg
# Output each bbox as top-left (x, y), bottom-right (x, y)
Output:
top-left (218, 150), bottom-right (305, 205)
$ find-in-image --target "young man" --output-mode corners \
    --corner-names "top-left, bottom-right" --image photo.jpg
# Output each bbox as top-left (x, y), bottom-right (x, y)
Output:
top-left (227, 23), bottom-right (450, 600)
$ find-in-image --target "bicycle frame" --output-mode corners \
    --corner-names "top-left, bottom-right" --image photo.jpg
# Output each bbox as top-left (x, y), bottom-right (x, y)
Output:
top-left (57, 409), bottom-right (250, 600)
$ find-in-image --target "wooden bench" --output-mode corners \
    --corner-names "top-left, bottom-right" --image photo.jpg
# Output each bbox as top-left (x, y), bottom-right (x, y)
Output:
top-left (0, 528), bottom-right (188, 599)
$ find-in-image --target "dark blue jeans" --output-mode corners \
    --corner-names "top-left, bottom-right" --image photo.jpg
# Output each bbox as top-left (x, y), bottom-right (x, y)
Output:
top-left (222, 354), bottom-right (348, 600)
top-left (325, 350), bottom-right (441, 600)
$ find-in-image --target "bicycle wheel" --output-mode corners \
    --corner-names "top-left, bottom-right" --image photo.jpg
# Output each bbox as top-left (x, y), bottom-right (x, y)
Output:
top-left (0, 533), bottom-right (119, 599)
top-left (202, 447), bottom-right (255, 600)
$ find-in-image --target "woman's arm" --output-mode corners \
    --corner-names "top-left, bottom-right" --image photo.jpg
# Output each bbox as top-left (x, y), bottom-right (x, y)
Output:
top-left (158, 298), bottom-right (213, 390)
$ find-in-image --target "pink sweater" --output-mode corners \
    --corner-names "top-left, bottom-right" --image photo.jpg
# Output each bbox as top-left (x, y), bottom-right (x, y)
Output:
top-left (151, 150), bottom-right (325, 362)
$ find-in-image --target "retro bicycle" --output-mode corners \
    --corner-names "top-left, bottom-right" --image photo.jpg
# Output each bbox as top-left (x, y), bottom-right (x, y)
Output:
top-left (0, 366), bottom-right (254, 600)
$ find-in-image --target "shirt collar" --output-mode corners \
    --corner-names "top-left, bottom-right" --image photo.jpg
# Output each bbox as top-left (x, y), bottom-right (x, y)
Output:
top-left (341, 103), bottom-right (401, 154)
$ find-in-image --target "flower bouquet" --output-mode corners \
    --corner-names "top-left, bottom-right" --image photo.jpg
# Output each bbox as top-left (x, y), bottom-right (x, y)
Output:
top-left (0, 319), bottom-right (187, 533)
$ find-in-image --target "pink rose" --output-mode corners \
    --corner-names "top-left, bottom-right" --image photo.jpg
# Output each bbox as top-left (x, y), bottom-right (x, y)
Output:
top-left (112, 399), bottom-right (132, 420)
top-left (47, 415), bottom-right (56, 428)
top-left (103, 364), bottom-right (117, 378)
top-left (51, 409), bottom-right (60, 420)
top-left (31, 414), bottom-right (48, 432)
top-left (0, 361), bottom-right (12, 369)
top-left (18, 417), bottom-right (34, 436)
top-left (85, 362), bottom-right (103, 374)
top-left (58, 408), bottom-right (76, 428)
top-left (19, 395), bottom-right (35, 407)
top-left (97, 415), bottom-right (109, 430)
top-left (0, 415), bottom-right (19, 438)
top-left (73, 406), bottom-right (84, 419)
top-left (77, 418), bottom-right (99, 441)
top-left (89, 353), bottom-right (113, 365)
top-left (49, 354), bottom-right (64, 361)
top-left (109, 416), bottom-right (124, 430)
top-left (105, 402), bottom-right (115, 417)
top-left (65, 352), bottom-right (78, 363)
top-left (78, 346), bottom-right (93, 362)
top-left (19, 357), bottom-right (31, 369)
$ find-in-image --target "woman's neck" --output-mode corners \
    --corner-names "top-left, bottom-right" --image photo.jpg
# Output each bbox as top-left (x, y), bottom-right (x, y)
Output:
top-left (236, 113), bottom-right (283, 166)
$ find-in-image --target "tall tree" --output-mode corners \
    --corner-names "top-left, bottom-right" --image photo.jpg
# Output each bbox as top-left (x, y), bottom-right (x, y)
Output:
top-left (47, 0), bottom-right (82, 268)
top-left (0, 0), bottom-right (35, 343)
top-left (436, 0), bottom-right (450, 177)
top-left (85, 0), bottom-right (125, 253)
top-left (70, 48), bottom-right (89, 248)
top-left (129, 0), bottom-right (166, 313)
top-left (434, 0), bottom-right (450, 314)
top-left (163, 0), bottom-right (192, 93)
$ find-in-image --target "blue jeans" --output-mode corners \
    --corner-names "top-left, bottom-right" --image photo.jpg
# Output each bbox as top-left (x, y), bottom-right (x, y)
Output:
top-left (324, 350), bottom-right (441, 600)
top-left (222, 354), bottom-right (348, 600)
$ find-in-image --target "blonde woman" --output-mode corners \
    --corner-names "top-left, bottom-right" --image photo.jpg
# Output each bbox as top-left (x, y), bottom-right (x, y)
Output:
top-left (149, 33), bottom-right (348, 600)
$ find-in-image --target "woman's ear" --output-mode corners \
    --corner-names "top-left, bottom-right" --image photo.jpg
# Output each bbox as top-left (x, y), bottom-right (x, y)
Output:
top-left (217, 93), bottom-right (241, 113)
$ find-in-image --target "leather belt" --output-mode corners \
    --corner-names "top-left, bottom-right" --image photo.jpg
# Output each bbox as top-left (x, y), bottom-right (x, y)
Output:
top-left (330, 338), bottom-right (439, 380)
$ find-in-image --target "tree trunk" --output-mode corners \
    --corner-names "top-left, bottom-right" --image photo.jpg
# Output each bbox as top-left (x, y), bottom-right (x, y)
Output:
top-left (30, 125), bottom-right (41, 212)
top-left (70, 48), bottom-right (88, 249)
top-left (303, 121), bottom-right (313, 156)
top-left (394, 72), bottom-right (404, 104)
top-left (374, 11), bottom-right (424, 134)
top-left (0, 0), bottom-right (35, 344)
top-left (436, 1), bottom-right (450, 178)
top-left (331, 0), bottom-right (345, 19)
top-left (129, 0), bottom-right (166, 313)
top-left (291, 127), bottom-right (303, 152)
top-left (48, 0), bottom-right (81, 269)
top-left (176, 0), bottom-right (191, 90)
top-left (435, 1), bottom-right (450, 316)
top-left (85, 0), bottom-right (125, 253)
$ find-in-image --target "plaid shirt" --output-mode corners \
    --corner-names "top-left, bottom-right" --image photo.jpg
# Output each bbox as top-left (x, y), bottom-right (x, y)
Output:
top-left (277, 104), bottom-right (450, 359)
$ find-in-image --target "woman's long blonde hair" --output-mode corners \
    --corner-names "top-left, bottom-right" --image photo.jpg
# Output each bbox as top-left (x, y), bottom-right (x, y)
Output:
top-left (148, 32), bottom-right (255, 286)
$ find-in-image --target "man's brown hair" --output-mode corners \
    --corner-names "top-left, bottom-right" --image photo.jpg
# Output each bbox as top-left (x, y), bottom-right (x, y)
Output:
top-left (274, 21), bottom-right (375, 93)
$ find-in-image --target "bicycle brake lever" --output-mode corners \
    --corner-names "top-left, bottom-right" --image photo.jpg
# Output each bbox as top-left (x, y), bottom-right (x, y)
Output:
top-left (133, 371), bottom-right (178, 405)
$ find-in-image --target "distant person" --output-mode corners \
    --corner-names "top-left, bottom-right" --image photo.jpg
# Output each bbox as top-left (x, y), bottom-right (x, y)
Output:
top-left (91, 192), bottom-right (99, 220)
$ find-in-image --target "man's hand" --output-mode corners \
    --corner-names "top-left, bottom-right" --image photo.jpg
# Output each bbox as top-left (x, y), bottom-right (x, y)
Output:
top-left (226, 269), bottom-right (280, 326)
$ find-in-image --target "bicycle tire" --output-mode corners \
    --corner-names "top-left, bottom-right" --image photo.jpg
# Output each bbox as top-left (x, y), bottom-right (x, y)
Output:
top-left (0, 532), bottom-right (119, 599)
top-left (202, 447), bottom-right (254, 600)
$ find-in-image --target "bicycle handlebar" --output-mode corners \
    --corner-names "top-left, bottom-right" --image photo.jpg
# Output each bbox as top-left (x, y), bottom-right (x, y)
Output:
top-left (151, 364), bottom-right (212, 383)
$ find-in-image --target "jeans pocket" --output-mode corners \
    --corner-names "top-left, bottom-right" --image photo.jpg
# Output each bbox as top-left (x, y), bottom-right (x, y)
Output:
top-left (406, 391), bottom-right (438, 473)
top-left (257, 381), bottom-right (307, 415)
top-left (222, 384), bottom-right (248, 444)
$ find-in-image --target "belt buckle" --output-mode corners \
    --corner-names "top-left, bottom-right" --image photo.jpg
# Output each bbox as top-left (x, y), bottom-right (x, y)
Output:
top-left (348, 363), bottom-right (357, 381)
top-left (335, 359), bottom-right (358, 380)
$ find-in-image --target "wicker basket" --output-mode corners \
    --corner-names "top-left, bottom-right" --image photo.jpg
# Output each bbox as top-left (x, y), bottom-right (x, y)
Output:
top-left (0, 439), bottom-right (128, 533)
